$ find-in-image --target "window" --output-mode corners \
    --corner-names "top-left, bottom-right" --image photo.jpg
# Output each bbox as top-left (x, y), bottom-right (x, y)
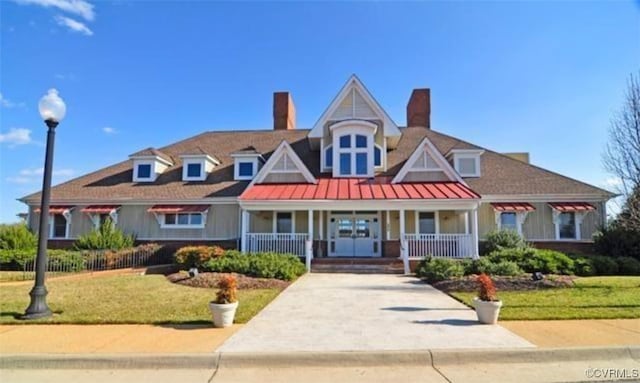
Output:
top-left (276, 212), bottom-right (293, 233)
top-left (52, 214), bottom-right (67, 238)
top-left (186, 163), bottom-right (202, 178)
top-left (137, 164), bottom-right (151, 179)
top-left (339, 135), bottom-right (351, 148)
top-left (355, 134), bottom-right (367, 148)
top-left (500, 212), bottom-right (517, 231)
top-left (452, 151), bottom-right (483, 177)
top-left (374, 146), bottom-right (382, 167)
top-left (238, 162), bottom-right (254, 177)
top-left (355, 153), bottom-right (367, 175)
top-left (418, 212), bottom-right (436, 234)
top-left (558, 212), bottom-right (576, 239)
top-left (99, 214), bottom-right (110, 226)
top-left (458, 158), bottom-right (477, 175)
top-left (163, 213), bottom-right (204, 228)
top-left (339, 153), bottom-right (351, 175)
top-left (325, 146), bottom-right (333, 168)
top-left (336, 133), bottom-right (371, 177)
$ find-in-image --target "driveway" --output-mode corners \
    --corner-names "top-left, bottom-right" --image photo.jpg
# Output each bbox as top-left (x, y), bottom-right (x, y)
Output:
top-left (218, 273), bottom-right (533, 352)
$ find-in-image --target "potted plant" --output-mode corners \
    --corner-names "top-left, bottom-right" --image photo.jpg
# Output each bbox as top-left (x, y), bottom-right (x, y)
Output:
top-left (209, 275), bottom-right (238, 328)
top-left (472, 273), bottom-right (502, 324)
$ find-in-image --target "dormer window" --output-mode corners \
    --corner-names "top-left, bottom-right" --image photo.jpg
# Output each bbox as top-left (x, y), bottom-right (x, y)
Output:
top-left (129, 148), bottom-right (173, 183)
top-left (232, 147), bottom-right (263, 181)
top-left (180, 152), bottom-right (219, 182)
top-left (448, 149), bottom-right (484, 178)
top-left (330, 120), bottom-right (377, 178)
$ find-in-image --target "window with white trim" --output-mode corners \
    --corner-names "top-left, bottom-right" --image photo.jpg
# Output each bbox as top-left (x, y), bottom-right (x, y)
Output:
top-left (337, 133), bottom-right (369, 176)
top-left (50, 214), bottom-right (68, 238)
top-left (136, 163), bottom-right (152, 180)
top-left (499, 212), bottom-right (518, 231)
top-left (275, 212), bottom-right (293, 233)
top-left (418, 212), bottom-right (436, 234)
top-left (183, 162), bottom-right (203, 180)
top-left (558, 212), bottom-right (576, 239)
top-left (450, 150), bottom-right (483, 178)
top-left (324, 145), bottom-right (333, 168)
top-left (162, 213), bottom-right (204, 228)
top-left (374, 145), bottom-right (382, 167)
top-left (233, 156), bottom-right (260, 180)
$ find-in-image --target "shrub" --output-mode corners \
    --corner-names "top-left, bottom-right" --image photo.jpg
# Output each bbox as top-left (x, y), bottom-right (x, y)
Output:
top-left (570, 256), bottom-right (597, 277)
top-left (415, 257), bottom-right (464, 282)
top-left (215, 275), bottom-right (238, 304)
top-left (594, 225), bottom-right (640, 261)
top-left (204, 251), bottom-right (306, 281)
top-left (488, 248), bottom-right (574, 275)
top-left (0, 249), bottom-right (36, 269)
top-left (174, 246), bottom-right (224, 269)
top-left (589, 255), bottom-right (619, 275)
top-left (74, 219), bottom-right (135, 250)
top-left (616, 256), bottom-right (640, 275)
top-left (470, 257), bottom-right (523, 276)
top-left (0, 224), bottom-right (37, 250)
top-left (483, 229), bottom-right (528, 254)
top-left (476, 273), bottom-right (498, 301)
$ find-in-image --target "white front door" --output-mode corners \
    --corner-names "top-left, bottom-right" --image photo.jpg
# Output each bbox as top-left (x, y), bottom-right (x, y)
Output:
top-left (329, 212), bottom-right (379, 257)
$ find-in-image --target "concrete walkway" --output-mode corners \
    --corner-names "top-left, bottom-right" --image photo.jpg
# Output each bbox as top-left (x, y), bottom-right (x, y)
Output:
top-left (219, 273), bottom-right (533, 352)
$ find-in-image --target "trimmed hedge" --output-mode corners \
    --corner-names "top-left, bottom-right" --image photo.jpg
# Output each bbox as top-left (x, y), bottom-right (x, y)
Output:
top-left (487, 248), bottom-right (575, 275)
top-left (416, 257), bottom-right (465, 282)
top-left (203, 251), bottom-right (306, 281)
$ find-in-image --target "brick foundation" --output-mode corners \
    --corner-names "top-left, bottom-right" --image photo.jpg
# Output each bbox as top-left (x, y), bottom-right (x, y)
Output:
top-left (383, 240), bottom-right (400, 258)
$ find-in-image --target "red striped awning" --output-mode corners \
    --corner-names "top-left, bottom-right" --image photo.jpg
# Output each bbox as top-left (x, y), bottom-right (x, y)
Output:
top-left (147, 205), bottom-right (210, 213)
top-left (81, 205), bottom-right (120, 213)
top-left (548, 202), bottom-right (596, 212)
top-left (490, 202), bottom-right (536, 212)
top-left (34, 205), bottom-right (74, 214)
top-left (240, 178), bottom-right (480, 201)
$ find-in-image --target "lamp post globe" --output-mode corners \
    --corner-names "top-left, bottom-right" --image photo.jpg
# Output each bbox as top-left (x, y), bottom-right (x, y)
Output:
top-left (22, 89), bottom-right (66, 320)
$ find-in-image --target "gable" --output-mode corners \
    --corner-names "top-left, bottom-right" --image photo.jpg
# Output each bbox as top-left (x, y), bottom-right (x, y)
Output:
top-left (392, 136), bottom-right (464, 184)
top-left (252, 141), bottom-right (317, 185)
top-left (330, 87), bottom-right (378, 120)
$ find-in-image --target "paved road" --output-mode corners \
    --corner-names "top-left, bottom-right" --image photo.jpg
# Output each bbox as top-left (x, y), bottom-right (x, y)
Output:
top-left (219, 273), bottom-right (533, 352)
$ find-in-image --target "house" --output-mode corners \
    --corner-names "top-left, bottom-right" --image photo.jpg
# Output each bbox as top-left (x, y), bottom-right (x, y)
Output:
top-left (20, 75), bottom-right (614, 273)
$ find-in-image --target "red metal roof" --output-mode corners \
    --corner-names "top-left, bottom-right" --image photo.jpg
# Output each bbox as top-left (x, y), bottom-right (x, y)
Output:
top-left (548, 202), bottom-right (595, 212)
top-left (490, 202), bottom-right (536, 212)
top-left (147, 205), bottom-right (210, 213)
top-left (240, 178), bottom-right (480, 201)
top-left (81, 205), bottom-right (120, 213)
top-left (34, 205), bottom-right (74, 214)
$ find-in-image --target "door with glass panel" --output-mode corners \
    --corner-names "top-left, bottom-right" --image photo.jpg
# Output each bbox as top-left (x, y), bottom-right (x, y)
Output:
top-left (329, 212), bottom-right (379, 257)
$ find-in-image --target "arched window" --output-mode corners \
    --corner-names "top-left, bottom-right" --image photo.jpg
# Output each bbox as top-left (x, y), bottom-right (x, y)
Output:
top-left (337, 133), bottom-right (369, 176)
top-left (325, 145), bottom-right (333, 168)
top-left (374, 145), bottom-right (382, 167)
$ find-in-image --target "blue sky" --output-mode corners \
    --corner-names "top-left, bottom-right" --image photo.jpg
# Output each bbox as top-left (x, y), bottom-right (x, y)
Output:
top-left (1, 1), bottom-right (639, 223)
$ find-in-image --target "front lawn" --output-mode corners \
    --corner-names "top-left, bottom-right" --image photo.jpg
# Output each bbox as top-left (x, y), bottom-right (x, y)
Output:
top-left (0, 274), bottom-right (283, 324)
top-left (449, 276), bottom-right (640, 320)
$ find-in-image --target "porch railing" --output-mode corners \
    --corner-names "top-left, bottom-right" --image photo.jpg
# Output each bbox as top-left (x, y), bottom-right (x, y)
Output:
top-left (246, 233), bottom-right (308, 257)
top-left (404, 233), bottom-right (475, 259)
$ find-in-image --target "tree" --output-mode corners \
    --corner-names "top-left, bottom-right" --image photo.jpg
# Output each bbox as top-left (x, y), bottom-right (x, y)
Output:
top-left (603, 73), bottom-right (640, 198)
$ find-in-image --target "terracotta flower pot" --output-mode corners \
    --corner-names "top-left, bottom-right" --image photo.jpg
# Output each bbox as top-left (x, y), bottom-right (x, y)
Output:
top-left (209, 301), bottom-right (238, 328)
top-left (473, 297), bottom-right (502, 324)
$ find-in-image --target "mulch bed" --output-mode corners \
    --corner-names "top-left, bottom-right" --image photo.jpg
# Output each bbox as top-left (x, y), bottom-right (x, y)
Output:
top-left (431, 274), bottom-right (575, 292)
top-left (166, 272), bottom-right (290, 290)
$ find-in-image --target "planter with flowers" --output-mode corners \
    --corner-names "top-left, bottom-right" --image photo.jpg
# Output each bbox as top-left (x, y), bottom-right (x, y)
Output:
top-left (473, 273), bottom-right (502, 324)
top-left (209, 275), bottom-right (238, 328)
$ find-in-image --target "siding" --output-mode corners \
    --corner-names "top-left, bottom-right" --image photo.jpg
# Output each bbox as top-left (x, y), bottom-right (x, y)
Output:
top-left (263, 173), bottom-right (307, 183)
top-left (402, 171), bottom-right (450, 182)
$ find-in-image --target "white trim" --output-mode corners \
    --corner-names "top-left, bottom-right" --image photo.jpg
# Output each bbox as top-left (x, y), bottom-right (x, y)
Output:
top-left (234, 158), bottom-right (259, 181)
top-left (251, 141), bottom-right (317, 185)
top-left (494, 211), bottom-right (529, 235)
top-left (48, 208), bottom-right (72, 239)
top-left (129, 154), bottom-right (173, 167)
top-left (27, 198), bottom-right (239, 205)
top-left (158, 211), bottom-right (208, 229)
top-left (392, 137), bottom-right (467, 184)
top-left (374, 143), bottom-right (383, 169)
top-left (329, 119), bottom-right (378, 133)
top-left (86, 208), bottom-right (120, 230)
top-left (445, 149), bottom-right (486, 157)
top-left (414, 210), bottom-right (440, 235)
top-left (182, 159), bottom-right (206, 181)
top-left (273, 211), bottom-right (295, 234)
top-left (241, 200), bottom-right (480, 211)
top-left (481, 194), bottom-right (611, 202)
top-left (453, 153), bottom-right (481, 178)
top-left (332, 123), bottom-right (376, 178)
top-left (133, 160), bottom-right (156, 182)
top-left (322, 143), bottom-right (333, 171)
top-left (309, 74), bottom-right (401, 140)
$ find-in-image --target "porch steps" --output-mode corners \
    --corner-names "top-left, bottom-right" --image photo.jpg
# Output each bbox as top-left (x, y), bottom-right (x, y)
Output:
top-left (311, 258), bottom-right (404, 274)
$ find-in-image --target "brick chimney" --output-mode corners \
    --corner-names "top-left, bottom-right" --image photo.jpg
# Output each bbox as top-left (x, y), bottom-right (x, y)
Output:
top-left (406, 88), bottom-right (431, 129)
top-left (273, 92), bottom-right (296, 130)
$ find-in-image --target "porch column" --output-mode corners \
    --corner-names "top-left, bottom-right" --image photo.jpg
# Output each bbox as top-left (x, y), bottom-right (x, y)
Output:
top-left (386, 210), bottom-right (391, 240)
top-left (400, 209), bottom-right (409, 274)
top-left (471, 208), bottom-right (479, 259)
top-left (464, 211), bottom-right (469, 234)
top-left (241, 209), bottom-right (249, 253)
top-left (306, 209), bottom-right (314, 271)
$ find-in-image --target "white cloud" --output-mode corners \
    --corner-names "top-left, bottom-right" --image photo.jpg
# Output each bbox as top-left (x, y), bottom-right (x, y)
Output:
top-left (102, 126), bottom-right (116, 134)
top-left (55, 15), bottom-right (93, 36)
top-left (0, 128), bottom-right (32, 146)
top-left (20, 167), bottom-right (75, 177)
top-left (0, 93), bottom-right (25, 108)
top-left (15, 0), bottom-right (95, 21)
top-left (5, 176), bottom-right (33, 184)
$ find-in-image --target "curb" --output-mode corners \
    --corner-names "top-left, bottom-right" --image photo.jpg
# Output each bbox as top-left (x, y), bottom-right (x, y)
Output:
top-left (1, 346), bottom-right (638, 370)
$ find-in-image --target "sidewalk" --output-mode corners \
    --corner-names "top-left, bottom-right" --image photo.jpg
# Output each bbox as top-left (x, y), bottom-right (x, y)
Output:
top-left (0, 324), bottom-right (241, 354)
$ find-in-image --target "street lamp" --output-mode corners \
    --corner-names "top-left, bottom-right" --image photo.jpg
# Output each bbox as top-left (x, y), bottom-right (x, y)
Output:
top-left (22, 89), bottom-right (66, 320)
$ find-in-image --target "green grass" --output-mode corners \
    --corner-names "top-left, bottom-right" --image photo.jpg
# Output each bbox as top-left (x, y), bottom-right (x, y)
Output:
top-left (450, 276), bottom-right (640, 320)
top-left (0, 274), bottom-right (283, 324)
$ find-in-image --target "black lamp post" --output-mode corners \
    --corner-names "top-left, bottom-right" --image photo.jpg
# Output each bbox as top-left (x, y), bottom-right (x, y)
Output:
top-left (22, 89), bottom-right (66, 320)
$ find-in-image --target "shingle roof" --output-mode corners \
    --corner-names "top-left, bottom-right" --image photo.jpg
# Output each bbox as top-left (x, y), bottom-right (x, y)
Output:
top-left (21, 127), bottom-right (613, 204)
top-left (129, 147), bottom-right (174, 164)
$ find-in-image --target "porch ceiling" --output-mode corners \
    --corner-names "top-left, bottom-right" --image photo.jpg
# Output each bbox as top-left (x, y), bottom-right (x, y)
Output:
top-left (240, 178), bottom-right (480, 201)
